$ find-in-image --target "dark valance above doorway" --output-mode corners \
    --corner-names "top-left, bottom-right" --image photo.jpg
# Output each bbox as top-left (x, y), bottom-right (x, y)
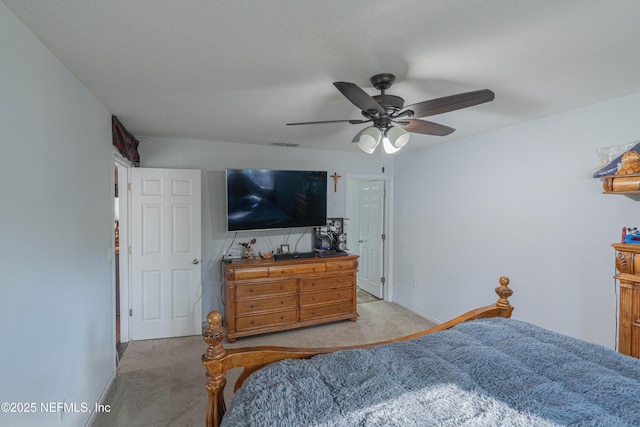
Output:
top-left (112, 116), bottom-right (140, 166)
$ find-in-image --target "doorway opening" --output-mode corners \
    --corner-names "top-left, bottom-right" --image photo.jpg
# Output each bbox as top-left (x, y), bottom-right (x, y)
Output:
top-left (346, 174), bottom-right (393, 302)
top-left (114, 159), bottom-right (130, 361)
top-left (356, 287), bottom-right (381, 304)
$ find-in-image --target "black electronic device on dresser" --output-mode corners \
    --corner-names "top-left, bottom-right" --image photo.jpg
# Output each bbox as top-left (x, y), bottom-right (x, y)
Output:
top-left (273, 251), bottom-right (316, 261)
top-left (316, 250), bottom-right (348, 258)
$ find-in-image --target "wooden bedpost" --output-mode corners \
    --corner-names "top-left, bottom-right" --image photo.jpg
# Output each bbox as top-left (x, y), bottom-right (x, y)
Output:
top-left (495, 276), bottom-right (513, 316)
top-left (202, 311), bottom-right (227, 427)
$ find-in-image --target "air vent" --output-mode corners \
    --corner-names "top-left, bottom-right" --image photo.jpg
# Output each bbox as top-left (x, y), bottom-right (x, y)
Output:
top-left (272, 142), bottom-right (299, 147)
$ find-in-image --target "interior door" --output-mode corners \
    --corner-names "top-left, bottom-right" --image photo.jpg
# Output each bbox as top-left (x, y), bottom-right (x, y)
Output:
top-left (130, 168), bottom-right (202, 340)
top-left (357, 180), bottom-right (384, 298)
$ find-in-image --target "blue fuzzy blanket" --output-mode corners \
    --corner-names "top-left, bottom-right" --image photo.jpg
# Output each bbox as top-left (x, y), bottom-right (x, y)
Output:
top-left (221, 318), bottom-right (640, 426)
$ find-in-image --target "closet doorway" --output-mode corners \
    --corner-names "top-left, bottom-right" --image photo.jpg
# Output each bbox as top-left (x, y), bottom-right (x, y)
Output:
top-left (346, 174), bottom-right (393, 301)
top-left (114, 158), bottom-right (130, 360)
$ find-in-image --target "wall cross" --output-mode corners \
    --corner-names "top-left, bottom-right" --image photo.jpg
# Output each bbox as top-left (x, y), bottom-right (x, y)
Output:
top-left (331, 172), bottom-right (341, 192)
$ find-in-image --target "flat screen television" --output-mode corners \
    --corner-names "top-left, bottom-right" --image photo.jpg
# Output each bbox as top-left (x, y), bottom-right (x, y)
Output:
top-left (225, 169), bottom-right (327, 232)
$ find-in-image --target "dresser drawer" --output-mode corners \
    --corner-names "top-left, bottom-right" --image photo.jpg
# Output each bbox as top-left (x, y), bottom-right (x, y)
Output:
top-left (300, 274), bottom-right (353, 292)
top-left (325, 260), bottom-right (357, 271)
top-left (269, 263), bottom-right (325, 277)
top-left (231, 267), bottom-right (270, 280)
top-left (235, 280), bottom-right (297, 299)
top-left (632, 254), bottom-right (640, 275)
top-left (300, 302), bottom-right (352, 320)
top-left (236, 310), bottom-right (298, 330)
top-left (236, 294), bottom-right (297, 315)
top-left (299, 289), bottom-right (352, 306)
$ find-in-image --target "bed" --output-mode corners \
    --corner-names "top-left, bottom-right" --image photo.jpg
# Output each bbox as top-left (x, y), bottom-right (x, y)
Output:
top-left (202, 277), bottom-right (640, 427)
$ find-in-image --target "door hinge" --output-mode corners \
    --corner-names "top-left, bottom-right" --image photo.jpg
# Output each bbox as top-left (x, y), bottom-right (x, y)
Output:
top-left (128, 246), bottom-right (132, 254)
top-left (129, 308), bottom-right (133, 317)
top-left (381, 277), bottom-right (386, 285)
top-left (381, 233), bottom-right (386, 240)
top-left (128, 182), bottom-right (132, 191)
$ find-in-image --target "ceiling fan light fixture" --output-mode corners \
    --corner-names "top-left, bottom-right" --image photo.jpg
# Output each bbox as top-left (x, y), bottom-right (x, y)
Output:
top-left (386, 126), bottom-right (410, 150)
top-left (354, 126), bottom-right (382, 154)
top-left (382, 136), bottom-right (400, 154)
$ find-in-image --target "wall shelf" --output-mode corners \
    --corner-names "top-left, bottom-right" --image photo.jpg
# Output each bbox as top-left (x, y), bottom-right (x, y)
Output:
top-left (602, 174), bottom-right (640, 194)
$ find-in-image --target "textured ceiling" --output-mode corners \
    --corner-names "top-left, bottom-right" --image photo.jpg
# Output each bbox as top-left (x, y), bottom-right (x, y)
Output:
top-left (4, 0), bottom-right (640, 153)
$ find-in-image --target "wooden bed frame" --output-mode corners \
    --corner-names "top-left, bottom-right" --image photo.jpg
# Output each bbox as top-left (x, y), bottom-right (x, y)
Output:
top-left (202, 276), bottom-right (514, 427)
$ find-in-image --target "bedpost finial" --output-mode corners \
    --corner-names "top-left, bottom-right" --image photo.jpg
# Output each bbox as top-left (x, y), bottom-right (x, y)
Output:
top-left (207, 311), bottom-right (222, 328)
top-left (203, 311), bottom-right (226, 361)
top-left (495, 276), bottom-right (513, 309)
top-left (202, 311), bottom-right (228, 427)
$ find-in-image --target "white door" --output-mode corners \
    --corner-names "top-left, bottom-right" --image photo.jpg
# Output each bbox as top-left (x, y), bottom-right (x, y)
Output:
top-left (131, 168), bottom-right (202, 340)
top-left (357, 181), bottom-right (385, 298)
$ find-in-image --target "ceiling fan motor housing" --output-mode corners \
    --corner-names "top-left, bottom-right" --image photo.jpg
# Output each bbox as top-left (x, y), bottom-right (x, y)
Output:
top-left (370, 73), bottom-right (396, 91)
top-left (372, 94), bottom-right (404, 112)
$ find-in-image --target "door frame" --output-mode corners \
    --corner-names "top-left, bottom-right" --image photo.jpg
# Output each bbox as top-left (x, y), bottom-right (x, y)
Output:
top-left (346, 173), bottom-right (394, 301)
top-left (114, 156), bottom-right (131, 345)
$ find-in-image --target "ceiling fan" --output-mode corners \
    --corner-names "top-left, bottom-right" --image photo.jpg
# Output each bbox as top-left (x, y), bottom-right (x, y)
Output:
top-left (287, 73), bottom-right (494, 153)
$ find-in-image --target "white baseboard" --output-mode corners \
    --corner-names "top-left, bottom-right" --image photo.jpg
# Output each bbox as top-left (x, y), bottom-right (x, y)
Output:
top-left (85, 370), bottom-right (116, 426)
top-left (392, 298), bottom-right (443, 325)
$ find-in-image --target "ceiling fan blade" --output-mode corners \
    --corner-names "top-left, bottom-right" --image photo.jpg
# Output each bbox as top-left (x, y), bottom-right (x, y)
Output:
top-left (333, 82), bottom-right (386, 115)
top-left (398, 119), bottom-right (455, 136)
top-left (287, 119), bottom-right (371, 126)
top-left (402, 89), bottom-right (494, 119)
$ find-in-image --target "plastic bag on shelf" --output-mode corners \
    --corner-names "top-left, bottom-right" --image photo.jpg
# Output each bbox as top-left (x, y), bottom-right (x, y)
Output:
top-left (593, 140), bottom-right (640, 178)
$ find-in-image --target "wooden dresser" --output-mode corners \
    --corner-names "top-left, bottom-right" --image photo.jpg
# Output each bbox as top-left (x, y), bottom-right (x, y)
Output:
top-left (223, 255), bottom-right (359, 342)
top-left (612, 243), bottom-right (640, 358)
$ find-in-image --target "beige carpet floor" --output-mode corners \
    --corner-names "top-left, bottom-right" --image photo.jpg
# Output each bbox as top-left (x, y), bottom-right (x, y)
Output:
top-left (95, 298), bottom-right (435, 426)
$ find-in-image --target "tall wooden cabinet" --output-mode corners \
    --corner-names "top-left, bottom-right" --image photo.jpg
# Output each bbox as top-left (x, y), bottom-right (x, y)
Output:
top-left (612, 243), bottom-right (640, 358)
top-left (223, 255), bottom-right (359, 342)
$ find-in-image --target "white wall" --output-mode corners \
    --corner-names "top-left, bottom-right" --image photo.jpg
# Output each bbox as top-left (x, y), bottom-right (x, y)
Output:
top-left (0, 4), bottom-right (114, 426)
top-left (139, 138), bottom-right (392, 317)
top-left (393, 92), bottom-right (640, 349)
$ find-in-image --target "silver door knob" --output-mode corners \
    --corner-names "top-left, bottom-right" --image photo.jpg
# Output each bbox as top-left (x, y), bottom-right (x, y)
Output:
top-left (192, 259), bottom-right (200, 265)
